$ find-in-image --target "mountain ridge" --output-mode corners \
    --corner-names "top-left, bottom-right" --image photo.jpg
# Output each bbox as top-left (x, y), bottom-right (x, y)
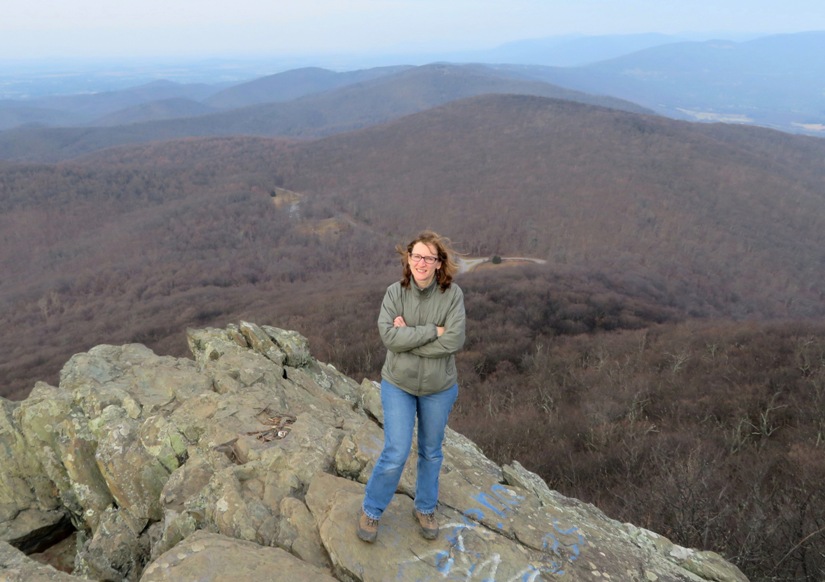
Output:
top-left (2, 31), bottom-right (823, 137)
top-left (0, 64), bottom-right (651, 163)
top-left (509, 31), bottom-right (825, 133)
top-left (271, 94), bottom-right (825, 317)
top-left (204, 65), bottom-right (413, 109)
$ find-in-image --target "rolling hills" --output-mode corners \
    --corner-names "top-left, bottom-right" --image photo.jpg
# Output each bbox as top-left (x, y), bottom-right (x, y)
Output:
top-left (2, 92), bottom-right (824, 401)
top-left (2, 58), bottom-right (825, 581)
top-left (0, 64), bottom-right (650, 162)
top-left (273, 94), bottom-right (825, 317)
top-left (3, 32), bottom-right (825, 144)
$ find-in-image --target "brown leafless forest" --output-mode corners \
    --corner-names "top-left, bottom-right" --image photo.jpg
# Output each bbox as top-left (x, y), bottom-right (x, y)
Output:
top-left (2, 96), bottom-right (825, 580)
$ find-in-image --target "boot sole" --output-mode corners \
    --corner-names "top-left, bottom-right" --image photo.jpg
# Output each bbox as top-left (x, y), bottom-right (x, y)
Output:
top-left (357, 527), bottom-right (378, 543)
top-left (412, 508), bottom-right (438, 540)
top-left (357, 512), bottom-right (378, 543)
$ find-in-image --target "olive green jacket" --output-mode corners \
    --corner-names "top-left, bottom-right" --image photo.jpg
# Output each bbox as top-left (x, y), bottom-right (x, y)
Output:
top-left (378, 279), bottom-right (465, 396)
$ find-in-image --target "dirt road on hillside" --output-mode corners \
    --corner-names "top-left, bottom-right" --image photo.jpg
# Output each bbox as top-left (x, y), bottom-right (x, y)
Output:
top-left (458, 256), bottom-right (546, 273)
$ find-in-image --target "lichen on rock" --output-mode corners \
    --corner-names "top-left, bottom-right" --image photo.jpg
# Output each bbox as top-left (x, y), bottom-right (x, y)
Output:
top-left (0, 323), bottom-right (749, 581)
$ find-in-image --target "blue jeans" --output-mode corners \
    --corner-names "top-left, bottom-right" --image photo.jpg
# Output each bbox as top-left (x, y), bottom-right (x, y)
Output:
top-left (362, 380), bottom-right (458, 519)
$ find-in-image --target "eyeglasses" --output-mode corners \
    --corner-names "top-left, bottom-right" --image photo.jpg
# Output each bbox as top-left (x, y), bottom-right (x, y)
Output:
top-left (410, 253), bottom-right (439, 265)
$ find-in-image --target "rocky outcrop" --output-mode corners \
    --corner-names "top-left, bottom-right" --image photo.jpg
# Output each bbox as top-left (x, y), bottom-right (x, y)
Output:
top-left (0, 322), bottom-right (748, 581)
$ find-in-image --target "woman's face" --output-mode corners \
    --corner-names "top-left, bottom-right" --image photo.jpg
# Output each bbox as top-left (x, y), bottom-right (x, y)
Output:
top-left (408, 242), bottom-right (441, 288)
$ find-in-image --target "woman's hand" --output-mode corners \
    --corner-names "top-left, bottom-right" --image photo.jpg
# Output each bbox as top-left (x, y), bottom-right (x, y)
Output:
top-left (394, 315), bottom-right (443, 336)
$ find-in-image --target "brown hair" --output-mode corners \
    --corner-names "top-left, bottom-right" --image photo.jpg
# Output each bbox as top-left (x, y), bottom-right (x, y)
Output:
top-left (397, 230), bottom-right (459, 292)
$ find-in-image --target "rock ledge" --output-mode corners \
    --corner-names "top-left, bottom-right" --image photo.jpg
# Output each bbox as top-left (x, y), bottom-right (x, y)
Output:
top-left (0, 322), bottom-right (748, 581)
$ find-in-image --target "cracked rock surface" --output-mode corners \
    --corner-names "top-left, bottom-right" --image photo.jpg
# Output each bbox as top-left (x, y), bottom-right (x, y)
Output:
top-left (0, 322), bottom-right (748, 581)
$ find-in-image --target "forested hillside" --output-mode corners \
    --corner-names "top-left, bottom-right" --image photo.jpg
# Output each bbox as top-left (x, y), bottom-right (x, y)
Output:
top-left (3, 93), bottom-right (824, 397)
top-left (272, 95), bottom-right (825, 321)
top-left (2, 93), bottom-right (824, 580)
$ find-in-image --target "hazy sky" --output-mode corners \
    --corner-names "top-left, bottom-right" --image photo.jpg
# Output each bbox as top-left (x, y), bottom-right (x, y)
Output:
top-left (4, 0), bottom-right (825, 60)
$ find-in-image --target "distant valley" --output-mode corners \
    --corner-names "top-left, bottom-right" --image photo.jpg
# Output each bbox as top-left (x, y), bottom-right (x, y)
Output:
top-left (1, 31), bottom-right (824, 155)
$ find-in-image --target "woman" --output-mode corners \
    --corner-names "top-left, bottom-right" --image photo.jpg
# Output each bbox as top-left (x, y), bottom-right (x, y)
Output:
top-left (357, 230), bottom-right (465, 543)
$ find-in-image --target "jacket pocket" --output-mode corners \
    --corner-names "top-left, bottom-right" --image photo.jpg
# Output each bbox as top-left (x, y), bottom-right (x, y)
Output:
top-left (390, 351), bottom-right (419, 388)
top-left (421, 357), bottom-right (449, 392)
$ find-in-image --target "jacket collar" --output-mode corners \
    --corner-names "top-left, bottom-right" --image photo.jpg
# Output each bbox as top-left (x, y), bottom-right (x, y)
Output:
top-left (412, 278), bottom-right (438, 296)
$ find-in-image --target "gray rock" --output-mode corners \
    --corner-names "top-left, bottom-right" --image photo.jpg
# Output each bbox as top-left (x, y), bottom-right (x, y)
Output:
top-left (139, 530), bottom-right (337, 581)
top-left (238, 321), bottom-right (286, 368)
top-left (1, 387), bottom-right (72, 552)
top-left (262, 325), bottom-right (312, 367)
top-left (357, 379), bottom-right (382, 424)
top-left (73, 507), bottom-right (150, 581)
top-left (0, 323), bottom-right (748, 582)
top-left (0, 540), bottom-right (79, 581)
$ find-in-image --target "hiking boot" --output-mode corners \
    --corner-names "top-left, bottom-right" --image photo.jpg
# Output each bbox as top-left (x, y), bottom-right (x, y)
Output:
top-left (357, 510), bottom-right (379, 543)
top-left (413, 508), bottom-right (438, 540)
